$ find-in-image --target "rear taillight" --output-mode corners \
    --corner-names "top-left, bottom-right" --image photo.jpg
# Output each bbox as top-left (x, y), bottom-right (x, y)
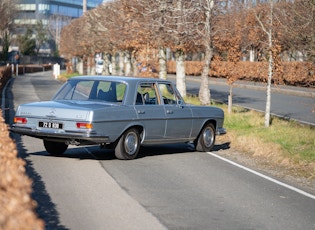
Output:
top-left (14, 117), bottom-right (27, 124)
top-left (76, 122), bottom-right (93, 129)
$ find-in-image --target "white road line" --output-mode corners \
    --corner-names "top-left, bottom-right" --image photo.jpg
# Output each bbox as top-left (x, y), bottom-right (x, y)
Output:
top-left (207, 151), bottom-right (315, 200)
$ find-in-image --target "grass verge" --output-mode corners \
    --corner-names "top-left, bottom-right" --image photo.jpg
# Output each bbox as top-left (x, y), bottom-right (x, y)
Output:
top-left (185, 96), bottom-right (315, 178)
top-left (224, 106), bottom-right (315, 162)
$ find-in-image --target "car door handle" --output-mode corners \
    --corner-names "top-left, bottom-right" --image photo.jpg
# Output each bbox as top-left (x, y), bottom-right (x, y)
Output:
top-left (166, 110), bottom-right (173, 114)
top-left (137, 110), bottom-right (145, 114)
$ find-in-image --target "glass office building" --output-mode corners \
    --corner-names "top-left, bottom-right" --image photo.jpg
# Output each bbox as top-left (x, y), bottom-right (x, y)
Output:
top-left (12, 0), bottom-right (105, 54)
top-left (16, 0), bottom-right (104, 21)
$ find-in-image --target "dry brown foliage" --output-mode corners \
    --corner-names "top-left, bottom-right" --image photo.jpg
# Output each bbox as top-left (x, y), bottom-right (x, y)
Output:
top-left (0, 67), bottom-right (44, 229)
top-left (217, 131), bottom-right (315, 188)
top-left (0, 0), bottom-right (16, 32)
top-left (167, 60), bottom-right (315, 87)
top-left (58, 0), bottom-right (315, 87)
top-left (0, 115), bottom-right (44, 230)
top-left (0, 67), bottom-right (11, 91)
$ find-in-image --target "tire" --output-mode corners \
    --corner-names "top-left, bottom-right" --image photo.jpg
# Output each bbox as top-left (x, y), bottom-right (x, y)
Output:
top-left (115, 128), bottom-right (140, 160)
top-left (44, 140), bottom-right (68, 156)
top-left (195, 123), bottom-right (216, 152)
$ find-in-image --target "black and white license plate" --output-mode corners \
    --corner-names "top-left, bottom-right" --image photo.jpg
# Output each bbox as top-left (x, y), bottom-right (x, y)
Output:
top-left (39, 121), bottom-right (63, 129)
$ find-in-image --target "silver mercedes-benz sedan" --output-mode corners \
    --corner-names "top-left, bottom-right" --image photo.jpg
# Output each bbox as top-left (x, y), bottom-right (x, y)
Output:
top-left (12, 76), bottom-right (226, 160)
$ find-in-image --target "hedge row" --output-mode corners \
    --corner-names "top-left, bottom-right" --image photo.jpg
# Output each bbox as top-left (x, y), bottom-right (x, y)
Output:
top-left (0, 66), bottom-right (12, 91)
top-left (167, 61), bottom-right (315, 87)
top-left (0, 67), bottom-right (44, 229)
top-left (0, 115), bottom-right (44, 229)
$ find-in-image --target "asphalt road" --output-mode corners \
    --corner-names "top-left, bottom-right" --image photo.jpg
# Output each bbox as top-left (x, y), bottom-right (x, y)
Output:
top-left (168, 75), bottom-right (315, 126)
top-left (3, 71), bottom-right (315, 229)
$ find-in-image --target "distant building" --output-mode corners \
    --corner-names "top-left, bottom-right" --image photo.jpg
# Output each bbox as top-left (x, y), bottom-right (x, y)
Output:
top-left (11, 0), bottom-right (105, 55)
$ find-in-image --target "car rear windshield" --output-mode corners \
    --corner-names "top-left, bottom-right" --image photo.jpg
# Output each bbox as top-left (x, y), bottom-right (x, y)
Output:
top-left (53, 79), bottom-right (127, 104)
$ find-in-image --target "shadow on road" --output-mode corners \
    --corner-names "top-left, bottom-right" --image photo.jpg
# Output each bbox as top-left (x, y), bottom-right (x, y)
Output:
top-left (5, 78), bottom-right (67, 230)
top-left (29, 141), bottom-right (231, 161)
top-left (12, 133), bottom-right (68, 230)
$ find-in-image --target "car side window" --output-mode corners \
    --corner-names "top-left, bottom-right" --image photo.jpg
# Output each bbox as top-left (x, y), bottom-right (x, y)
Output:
top-left (72, 80), bottom-right (94, 100)
top-left (97, 81), bottom-right (116, 102)
top-left (136, 83), bottom-right (158, 105)
top-left (96, 81), bottom-right (126, 103)
top-left (158, 83), bottom-right (182, 105)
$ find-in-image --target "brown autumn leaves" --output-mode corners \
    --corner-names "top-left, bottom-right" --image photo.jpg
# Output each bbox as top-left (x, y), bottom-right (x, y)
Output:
top-left (60, 0), bottom-right (314, 86)
top-left (0, 114), bottom-right (44, 230)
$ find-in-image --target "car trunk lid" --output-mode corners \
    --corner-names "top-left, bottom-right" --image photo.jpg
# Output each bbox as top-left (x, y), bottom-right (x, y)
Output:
top-left (15, 100), bottom-right (114, 121)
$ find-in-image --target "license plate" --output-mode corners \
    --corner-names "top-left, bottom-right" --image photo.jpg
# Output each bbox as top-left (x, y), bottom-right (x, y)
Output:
top-left (39, 121), bottom-right (63, 129)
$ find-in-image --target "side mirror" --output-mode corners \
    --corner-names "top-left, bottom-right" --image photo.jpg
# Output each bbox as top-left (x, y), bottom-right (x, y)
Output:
top-left (177, 99), bottom-right (184, 108)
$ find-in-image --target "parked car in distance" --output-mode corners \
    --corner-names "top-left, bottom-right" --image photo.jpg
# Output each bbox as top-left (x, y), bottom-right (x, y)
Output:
top-left (11, 76), bottom-right (226, 160)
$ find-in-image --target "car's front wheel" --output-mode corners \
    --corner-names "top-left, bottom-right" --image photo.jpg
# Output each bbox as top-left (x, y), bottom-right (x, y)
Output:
top-left (115, 128), bottom-right (140, 160)
top-left (195, 123), bottom-right (216, 152)
top-left (44, 140), bottom-right (68, 156)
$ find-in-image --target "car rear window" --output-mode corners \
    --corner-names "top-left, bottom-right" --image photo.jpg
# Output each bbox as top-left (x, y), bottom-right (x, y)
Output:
top-left (53, 79), bottom-right (126, 104)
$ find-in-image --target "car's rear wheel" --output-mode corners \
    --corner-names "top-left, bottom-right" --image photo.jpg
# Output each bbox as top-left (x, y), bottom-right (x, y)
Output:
top-left (44, 140), bottom-right (68, 156)
top-left (115, 128), bottom-right (140, 160)
top-left (195, 123), bottom-right (216, 152)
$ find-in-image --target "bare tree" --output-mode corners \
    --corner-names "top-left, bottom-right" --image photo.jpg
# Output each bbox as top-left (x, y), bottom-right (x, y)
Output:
top-left (84, 0), bottom-right (141, 75)
top-left (197, 0), bottom-right (215, 105)
top-left (48, 14), bottom-right (72, 55)
top-left (60, 17), bottom-right (87, 72)
top-left (113, 0), bottom-right (200, 91)
top-left (0, 0), bottom-right (16, 32)
top-left (0, 0), bottom-right (17, 60)
top-left (84, 2), bottom-right (116, 74)
top-left (172, 0), bottom-right (187, 97)
top-left (276, 0), bottom-right (315, 64)
top-left (34, 20), bottom-right (49, 55)
top-left (132, 0), bottom-right (173, 79)
top-left (214, 6), bottom-right (245, 113)
top-left (253, 1), bottom-right (276, 127)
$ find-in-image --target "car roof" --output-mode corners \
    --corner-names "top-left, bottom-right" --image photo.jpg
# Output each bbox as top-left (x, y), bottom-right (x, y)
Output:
top-left (67, 75), bottom-right (176, 105)
top-left (69, 75), bottom-right (170, 84)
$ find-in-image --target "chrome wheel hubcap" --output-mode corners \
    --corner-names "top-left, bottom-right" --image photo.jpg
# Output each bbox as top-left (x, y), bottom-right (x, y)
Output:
top-left (124, 132), bottom-right (138, 155)
top-left (203, 127), bottom-right (214, 148)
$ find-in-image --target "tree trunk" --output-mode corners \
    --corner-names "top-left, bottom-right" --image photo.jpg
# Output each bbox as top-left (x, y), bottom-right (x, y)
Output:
top-left (175, 49), bottom-right (186, 97)
top-left (71, 57), bottom-right (77, 73)
top-left (77, 57), bottom-right (83, 75)
top-left (265, 47), bottom-right (273, 127)
top-left (264, 0), bottom-right (274, 128)
top-left (199, 0), bottom-right (214, 106)
top-left (249, 48), bottom-right (255, 62)
top-left (254, 0), bottom-right (274, 127)
top-left (228, 85), bottom-right (233, 113)
top-left (125, 51), bottom-right (132, 76)
top-left (111, 53), bottom-right (117, 75)
top-left (132, 54), bottom-right (139, 77)
top-left (103, 53), bottom-right (111, 75)
top-left (87, 56), bottom-right (92, 75)
top-left (118, 51), bottom-right (124, 76)
top-left (199, 47), bottom-right (211, 105)
top-left (158, 47), bottom-right (167, 80)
